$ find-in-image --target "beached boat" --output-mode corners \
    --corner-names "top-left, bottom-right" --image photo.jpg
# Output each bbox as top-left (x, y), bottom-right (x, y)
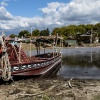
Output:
top-left (0, 33), bottom-right (62, 81)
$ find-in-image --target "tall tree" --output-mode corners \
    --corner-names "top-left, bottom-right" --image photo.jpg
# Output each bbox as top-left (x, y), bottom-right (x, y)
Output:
top-left (32, 29), bottom-right (40, 36)
top-left (52, 27), bottom-right (62, 36)
top-left (18, 30), bottom-right (30, 38)
top-left (85, 24), bottom-right (94, 32)
top-left (40, 28), bottom-right (50, 36)
top-left (47, 28), bottom-right (50, 35)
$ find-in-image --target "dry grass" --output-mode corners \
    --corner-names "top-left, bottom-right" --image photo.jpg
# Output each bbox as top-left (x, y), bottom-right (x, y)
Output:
top-left (18, 43), bottom-right (36, 50)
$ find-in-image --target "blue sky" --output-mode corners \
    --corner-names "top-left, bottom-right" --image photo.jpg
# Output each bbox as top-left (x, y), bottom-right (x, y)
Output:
top-left (0, 0), bottom-right (100, 35)
top-left (6, 0), bottom-right (45, 17)
top-left (6, 0), bottom-right (71, 17)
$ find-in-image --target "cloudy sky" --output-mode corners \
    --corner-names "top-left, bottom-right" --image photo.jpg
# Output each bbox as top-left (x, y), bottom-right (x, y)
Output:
top-left (0, 0), bottom-right (100, 35)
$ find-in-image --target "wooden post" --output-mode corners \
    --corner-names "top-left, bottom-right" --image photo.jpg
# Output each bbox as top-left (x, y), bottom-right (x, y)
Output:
top-left (19, 42), bottom-right (22, 63)
top-left (43, 43), bottom-right (45, 54)
top-left (30, 26), bottom-right (32, 59)
top-left (30, 39), bottom-right (31, 59)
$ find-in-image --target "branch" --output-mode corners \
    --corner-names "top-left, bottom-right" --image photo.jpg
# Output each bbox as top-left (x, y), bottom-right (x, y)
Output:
top-left (68, 77), bottom-right (74, 88)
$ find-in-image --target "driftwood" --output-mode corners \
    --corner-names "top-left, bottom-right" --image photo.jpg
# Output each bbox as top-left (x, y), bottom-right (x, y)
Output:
top-left (19, 92), bottom-right (44, 96)
top-left (19, 92), bottom-right (51, 100)
top-left (68, 77), bottom-right (74, 88)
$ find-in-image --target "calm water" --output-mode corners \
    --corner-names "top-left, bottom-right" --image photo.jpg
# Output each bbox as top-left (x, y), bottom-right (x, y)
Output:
top-left (60, 47), bottom-right (100, 79)
top-left (27, 47), bottom-right (100, 79)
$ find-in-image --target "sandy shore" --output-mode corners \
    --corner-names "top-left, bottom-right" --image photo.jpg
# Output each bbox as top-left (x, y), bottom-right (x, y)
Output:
top-left (0, 78), bottom-right (100, 100)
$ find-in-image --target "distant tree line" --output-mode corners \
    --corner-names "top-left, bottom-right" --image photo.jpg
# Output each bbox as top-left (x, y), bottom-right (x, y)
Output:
top-left (52, 23), bottom-right (100, 40)
top-left (10, 28), bottom-right (50, 38)
top-left (10, 23), bottom-right (100, 40)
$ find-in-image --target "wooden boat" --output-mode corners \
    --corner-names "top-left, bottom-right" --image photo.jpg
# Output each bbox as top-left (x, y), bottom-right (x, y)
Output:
top-left (0, 33), bottom-right (62, 81)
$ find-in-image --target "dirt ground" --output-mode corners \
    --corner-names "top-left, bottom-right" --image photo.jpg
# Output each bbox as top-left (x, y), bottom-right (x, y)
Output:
top-left (0, 78), bottom-right (100, 100)
top-left (1, 43), bottom-right (100, 100)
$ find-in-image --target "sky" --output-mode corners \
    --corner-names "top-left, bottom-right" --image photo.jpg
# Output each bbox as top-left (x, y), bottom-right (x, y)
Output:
top-left (0, 0), bottom-right (100, 35)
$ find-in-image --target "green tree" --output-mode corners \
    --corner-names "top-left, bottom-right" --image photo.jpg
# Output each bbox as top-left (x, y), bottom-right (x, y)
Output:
top-left (77, 25), bottom-right (86, 34)
top-left (47, 28), bottom-right (50, 35)
top-left (95, 23), bottom-right (100, 32)
top-left (52, 27), bottom-right (62, 36)
top-left (51, 23), bottom-right (100, 41)
top-left (85, 24), bottom-right (94, 31)
top-left (18, 30), bottom-right (30, 38)
top-left (32, 29), bottom-right (40, 36)
top-left (9, 34), bottom-right (17, 38)
top-left (40, 28), bottom-right (50, 36)
top-left (95, 23), bottom-right (100, 38)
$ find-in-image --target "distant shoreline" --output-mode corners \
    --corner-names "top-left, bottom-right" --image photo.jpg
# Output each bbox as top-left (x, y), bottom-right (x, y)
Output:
top-left (65, 43), bottom-right (100, 48)
top-left (19, 43), bottom-right (100, 51)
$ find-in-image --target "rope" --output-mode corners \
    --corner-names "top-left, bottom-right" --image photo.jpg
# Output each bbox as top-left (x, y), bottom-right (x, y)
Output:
top-left (13, 45), bottom-right (19, 61)
top-left (0, 36), bottom-right (11, 81)
top-left (1, 53), bottom-right (11, 81)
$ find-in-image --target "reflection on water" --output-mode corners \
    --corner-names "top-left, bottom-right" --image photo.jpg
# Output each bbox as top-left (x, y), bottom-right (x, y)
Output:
top-left (26, 47), bottom-right (100, 79)
top-left (60, 47), bottom-right (100, 79)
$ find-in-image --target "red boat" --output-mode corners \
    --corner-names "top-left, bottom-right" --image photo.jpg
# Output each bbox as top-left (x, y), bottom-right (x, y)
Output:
top-left (0, 34), bottom-right (62, 81)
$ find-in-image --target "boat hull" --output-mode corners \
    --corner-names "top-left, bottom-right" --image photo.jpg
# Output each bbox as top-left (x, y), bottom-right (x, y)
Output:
top-left (11, 56), bottom-right (61, 77)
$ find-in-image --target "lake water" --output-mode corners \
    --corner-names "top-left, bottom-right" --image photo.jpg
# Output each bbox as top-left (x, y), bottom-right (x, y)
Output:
top-left (27, 47), bottom-right (100, 79)
top-left (59, 47), bottom-right (100, 79)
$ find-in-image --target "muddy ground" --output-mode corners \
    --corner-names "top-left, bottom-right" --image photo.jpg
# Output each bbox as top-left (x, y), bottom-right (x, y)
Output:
top-left (0, 78), bottom-right (100, 100)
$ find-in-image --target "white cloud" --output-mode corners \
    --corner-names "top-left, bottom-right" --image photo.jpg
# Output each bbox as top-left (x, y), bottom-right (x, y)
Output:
top-left (41, 2), bottom-right (62, 14)
top-left (1, 0), bottom-right (100, 35)
top-left (1, 1), bottom-right (8, 6)
top-left (0, 6), bottom-right (13, 20)
top-left (41, 0), bottom-right (100, 25)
